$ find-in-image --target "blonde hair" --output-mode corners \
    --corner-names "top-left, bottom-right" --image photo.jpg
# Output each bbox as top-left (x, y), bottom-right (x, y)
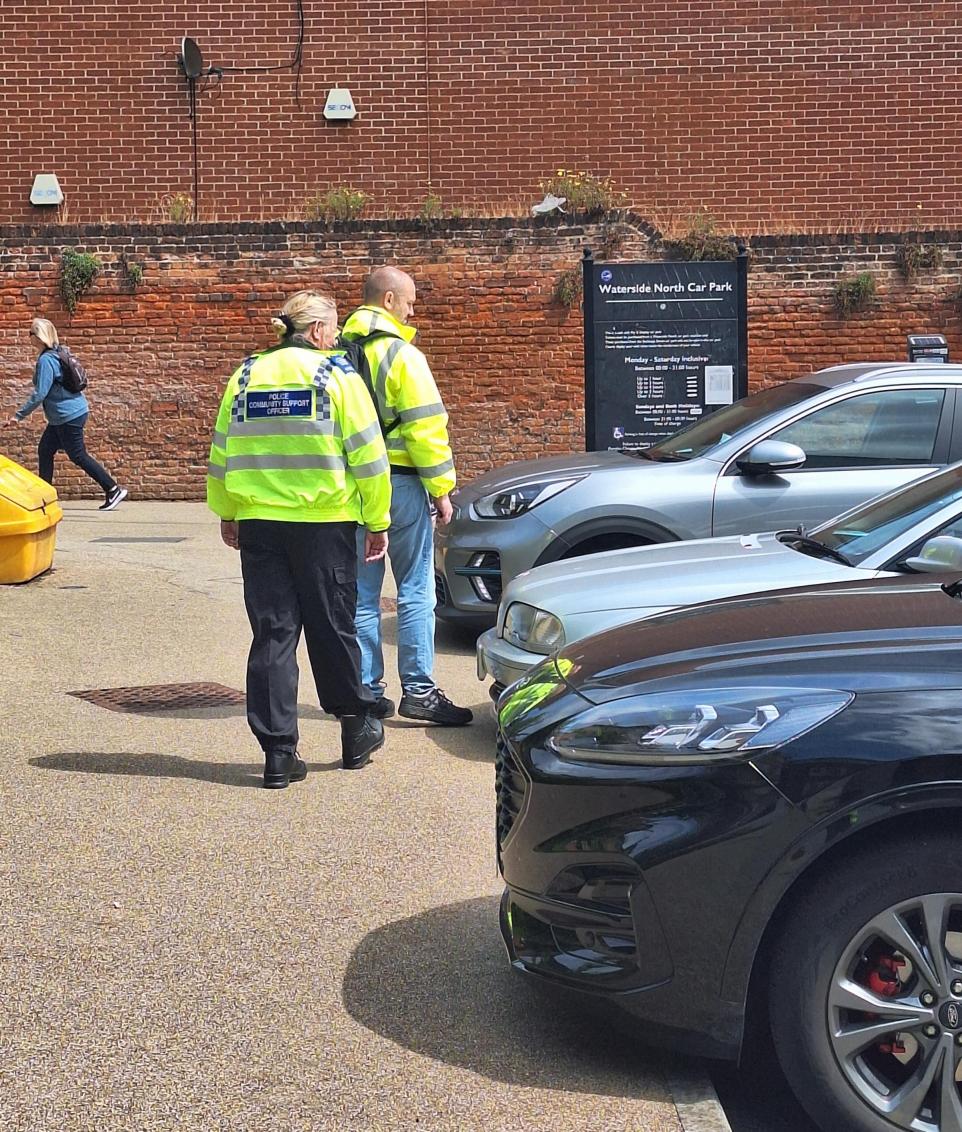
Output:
top-left (271, 290), bottom-right (337, 339)
top-left (30, 318), bottom-right (59, 349)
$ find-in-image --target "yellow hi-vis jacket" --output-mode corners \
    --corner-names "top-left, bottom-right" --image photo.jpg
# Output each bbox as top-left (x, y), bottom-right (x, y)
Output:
top-left (206, 341), bottom-right (391, 530)
top-left (340, 305), bottom-right (456, 498)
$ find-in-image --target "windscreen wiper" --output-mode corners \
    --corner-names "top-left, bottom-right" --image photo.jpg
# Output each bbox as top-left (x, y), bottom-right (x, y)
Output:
top-left (778, 531), bottom-right (852, 567)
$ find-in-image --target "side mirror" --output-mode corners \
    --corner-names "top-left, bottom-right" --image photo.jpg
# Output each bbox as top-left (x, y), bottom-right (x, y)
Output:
top-left (736, 440), bottom-right (807, 476)
top-left (904, 535), bottom-right (962, 574)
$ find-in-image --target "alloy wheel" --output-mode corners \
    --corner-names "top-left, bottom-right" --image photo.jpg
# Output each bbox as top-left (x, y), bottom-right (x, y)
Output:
top-left (828, 893), bottom-right (962, 1131)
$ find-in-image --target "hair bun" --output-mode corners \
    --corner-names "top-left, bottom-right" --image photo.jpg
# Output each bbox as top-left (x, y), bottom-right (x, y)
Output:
top-left (270, 316), bottom-right (289, 337)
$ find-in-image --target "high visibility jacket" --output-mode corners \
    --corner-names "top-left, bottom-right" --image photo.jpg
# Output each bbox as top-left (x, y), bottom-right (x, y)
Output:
top-left (340, 305), bottom-right (456, 498)
top-left (206, 341), bottom-right (391, 530)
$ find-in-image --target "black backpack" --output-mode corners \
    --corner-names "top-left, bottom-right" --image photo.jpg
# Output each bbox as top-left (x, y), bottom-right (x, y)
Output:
top-left (52, 345), bottom-right (89, 394)
top-left (337, 331), bottom-right (400, 437)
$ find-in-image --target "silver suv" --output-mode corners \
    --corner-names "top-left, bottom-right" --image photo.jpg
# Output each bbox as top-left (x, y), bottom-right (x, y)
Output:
top-left (435, 363), bottom-right (962, 627)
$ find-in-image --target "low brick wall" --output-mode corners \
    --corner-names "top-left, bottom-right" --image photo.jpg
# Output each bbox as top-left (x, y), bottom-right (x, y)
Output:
top-left (0, 218), bottom-right (958, 499)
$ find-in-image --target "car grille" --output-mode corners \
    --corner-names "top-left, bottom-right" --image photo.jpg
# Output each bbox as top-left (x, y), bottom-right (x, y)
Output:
top-left (495, 731), bottom-right (528, 849)
top-left (435, 571), bottom-right (450, 607)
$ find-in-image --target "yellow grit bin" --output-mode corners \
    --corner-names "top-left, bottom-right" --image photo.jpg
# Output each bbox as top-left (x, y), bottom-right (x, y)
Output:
top-left (0, 454), bottom-right (63, 583)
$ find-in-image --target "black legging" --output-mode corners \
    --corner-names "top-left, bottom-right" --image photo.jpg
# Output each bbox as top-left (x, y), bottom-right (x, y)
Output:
top-left (38, 412), bottom-right (115, 493)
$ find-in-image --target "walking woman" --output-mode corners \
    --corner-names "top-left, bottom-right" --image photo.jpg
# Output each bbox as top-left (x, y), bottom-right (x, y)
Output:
top-left (5, 318), bottom-right (126, 509)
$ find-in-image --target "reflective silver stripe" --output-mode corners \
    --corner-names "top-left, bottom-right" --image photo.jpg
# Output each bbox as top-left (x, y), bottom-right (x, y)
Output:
top-left (397, 401), bottom-right (444, 423)
top-left (375, 339), bottom-right (405, 405)
top-left (227, 419), bottom-right (336, 438)
top-left (350, 454), bottom-right (390, 478)
top-left (386, 437), bottom-right (407, 451)
top-left (343, 420), bottom-right (381, 452)
top-left (225, 454), bottom-right (345, 472)
top-left (415, 458), bottom-right (455, 478)
top-left (212, 429), bottom-right (228, 448)
top-left (207, 461), bottom-right (226, 480)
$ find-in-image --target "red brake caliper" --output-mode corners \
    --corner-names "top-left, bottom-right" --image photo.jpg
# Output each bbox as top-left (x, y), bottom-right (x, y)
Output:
top-left (868, 955), bottom-right (908, 1055)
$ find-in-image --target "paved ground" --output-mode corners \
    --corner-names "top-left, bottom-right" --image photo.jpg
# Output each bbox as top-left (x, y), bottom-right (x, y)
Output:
top-left (0, 501), bottom-right (710, 1132)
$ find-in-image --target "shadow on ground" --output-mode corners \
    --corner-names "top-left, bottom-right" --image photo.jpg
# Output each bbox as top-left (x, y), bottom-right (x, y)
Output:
top-left (435, 619), bottom-right (484, 657)
top-left (342, 894), bottom-right (669, 1099)
top-left (137, 704), bottom-right (329, 721)
top-left (399, 704), bottom-right (498, 764)
top-left (29, 750), bottom-right (341, 787)
top-left (712, 1039), bottom-right (818, 1131)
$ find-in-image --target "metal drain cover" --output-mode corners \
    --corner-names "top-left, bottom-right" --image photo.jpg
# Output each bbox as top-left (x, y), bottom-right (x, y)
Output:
top-left (69, 682), bottom-right (245, 713)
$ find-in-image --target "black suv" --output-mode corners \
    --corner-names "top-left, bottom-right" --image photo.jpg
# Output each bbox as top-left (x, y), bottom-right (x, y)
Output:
top-left (497, 573), bottom-right (962, 1132)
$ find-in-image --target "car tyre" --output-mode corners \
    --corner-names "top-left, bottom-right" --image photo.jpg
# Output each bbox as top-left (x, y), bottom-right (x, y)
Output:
top-left (769, 832), bottom-right (962, 1132)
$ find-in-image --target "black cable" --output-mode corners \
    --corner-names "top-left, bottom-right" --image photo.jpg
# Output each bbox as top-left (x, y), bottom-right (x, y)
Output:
top-left (216, 0), bottom-right (304, 103)
top-left (190, 80), bottom-right (199, 220)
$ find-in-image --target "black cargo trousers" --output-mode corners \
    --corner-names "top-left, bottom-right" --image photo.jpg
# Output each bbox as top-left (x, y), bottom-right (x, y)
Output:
top-left (238, 519), bottom-right (376, 755)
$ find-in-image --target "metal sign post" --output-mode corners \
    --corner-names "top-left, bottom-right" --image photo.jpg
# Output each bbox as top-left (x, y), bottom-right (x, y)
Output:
top-left (583, 249), bottom-right (749, 452)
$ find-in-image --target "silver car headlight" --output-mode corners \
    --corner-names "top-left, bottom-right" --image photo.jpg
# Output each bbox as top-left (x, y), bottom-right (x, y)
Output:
top-left (473, 477), bottom-right (583, 519)
top-left (547, 686), bottom-right (853, 766)
top-left (502, 602), bottom-right (566, 654)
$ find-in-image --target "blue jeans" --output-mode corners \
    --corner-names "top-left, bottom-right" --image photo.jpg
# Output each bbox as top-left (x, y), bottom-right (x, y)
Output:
top-left (356, 473), bottom-right (435, 697)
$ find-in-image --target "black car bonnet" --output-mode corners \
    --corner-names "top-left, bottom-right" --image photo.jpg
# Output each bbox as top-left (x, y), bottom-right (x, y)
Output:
top-left (555, 574), bottom-right (962, 704)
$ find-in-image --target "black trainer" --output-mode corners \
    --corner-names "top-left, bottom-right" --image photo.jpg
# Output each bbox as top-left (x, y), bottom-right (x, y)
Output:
top-left (369, 696), bottom-right (396, 720)
top-left (263, 749), bottom-right (308, 790)
top-left (398, 687), bottom-right (473, 726)
top-left (99, 486), bottom-right (128, 511)
top-left (341, 714), bottom-right (384, 770)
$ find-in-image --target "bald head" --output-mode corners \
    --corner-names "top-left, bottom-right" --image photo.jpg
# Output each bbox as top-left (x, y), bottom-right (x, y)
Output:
top-left (363, 267), bottom-right (417, 325)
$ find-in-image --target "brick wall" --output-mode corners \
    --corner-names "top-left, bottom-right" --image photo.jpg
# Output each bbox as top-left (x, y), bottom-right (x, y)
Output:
top-left (2, 3), bottom-right (961, 230)
top-left (0, 216), bottom-right (959, 500)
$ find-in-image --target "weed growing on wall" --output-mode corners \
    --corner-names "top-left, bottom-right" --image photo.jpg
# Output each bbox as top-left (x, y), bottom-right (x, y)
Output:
top-left (539, 170), bottom-right (628, 213)
top-left (895, 241), bottom-right (944, 281)
top-left (553, 266), bottom-right (583, 307)
top-left (661, 211), bottom-right (738, 261)
top-left (59, 249), bottom-right (101, 313)
top-left (418, 192), bottom-right (444, 221)
top-left (155, 192), bottom-right (194, 223)
top-left (833, 272), bottom-right (877, 317)
top-left (118, 253), bottom-right (144, 292)
top-left (305, 187), bottom-right (370, 222)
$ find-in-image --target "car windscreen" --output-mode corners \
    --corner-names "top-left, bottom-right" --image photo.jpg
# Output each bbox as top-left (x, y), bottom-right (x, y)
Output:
top-left (811, 465), bottom-right (962, 566)
top-left (641, 382), bottom-right (822, 461)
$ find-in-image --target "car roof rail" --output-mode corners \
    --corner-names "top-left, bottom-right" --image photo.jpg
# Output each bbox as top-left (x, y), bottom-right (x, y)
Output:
top-left (804, 362), bottom-right (962, 388)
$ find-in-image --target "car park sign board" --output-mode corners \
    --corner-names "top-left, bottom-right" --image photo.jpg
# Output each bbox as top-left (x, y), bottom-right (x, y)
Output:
top-left (583, 252), bottom-right (748, 452)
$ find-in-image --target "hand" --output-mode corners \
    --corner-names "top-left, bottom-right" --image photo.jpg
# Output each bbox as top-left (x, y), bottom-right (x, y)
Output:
top-left (433, 493), bottom-right (454, 526)
top-left (364, 529), bottom-right (388, 563)
top-left (220, 520), bottom-right (239, 550)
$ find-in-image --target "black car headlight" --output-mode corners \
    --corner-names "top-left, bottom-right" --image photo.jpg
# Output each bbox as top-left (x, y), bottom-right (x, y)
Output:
top-left (473, 477), bottom-right (583, 519)
top-left (547, 686), bottom-right (853, 765)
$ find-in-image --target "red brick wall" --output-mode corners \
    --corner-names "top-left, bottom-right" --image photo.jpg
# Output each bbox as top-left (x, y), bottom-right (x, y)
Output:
top-left (2, 3), bottom-right (961, 230)
top-left (0, 217), bottom-right (959, 500)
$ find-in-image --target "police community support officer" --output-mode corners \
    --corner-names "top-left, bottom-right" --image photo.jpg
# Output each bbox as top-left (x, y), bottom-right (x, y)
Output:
top-left (341, 267), bottom-right (472, 726)
top-left (207, 290), bottom-right (392, 783)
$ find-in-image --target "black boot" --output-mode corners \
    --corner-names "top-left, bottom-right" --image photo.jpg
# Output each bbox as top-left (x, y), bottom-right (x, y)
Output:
top-left (341, 714), bottom-right (384, 770)
top-left (263, 749), bottom-right (308, 789)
